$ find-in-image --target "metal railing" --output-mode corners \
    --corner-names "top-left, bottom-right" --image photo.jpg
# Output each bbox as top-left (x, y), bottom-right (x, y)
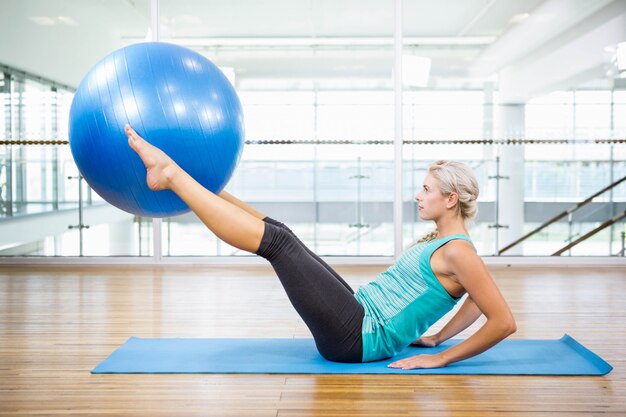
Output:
top-left (499, 175), bottom-right (626, 255)
top-left (552, 210), bottom-right (626, 256)
top-left (1, 139), bottom-right (625, 257)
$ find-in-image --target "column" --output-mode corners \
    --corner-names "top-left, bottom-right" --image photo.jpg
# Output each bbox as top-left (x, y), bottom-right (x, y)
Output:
top-left (481, 82), bottom-right (495, 254)
top-left (496, 103), bottom-right (525, 255)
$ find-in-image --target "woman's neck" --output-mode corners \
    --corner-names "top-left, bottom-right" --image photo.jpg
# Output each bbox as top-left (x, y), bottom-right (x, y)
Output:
top-left (435, 217), bottom-right (468, 238)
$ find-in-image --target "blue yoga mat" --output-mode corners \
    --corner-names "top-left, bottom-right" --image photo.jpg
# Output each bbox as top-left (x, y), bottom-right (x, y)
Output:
top-left (92, 334), bottom-right (612, 375)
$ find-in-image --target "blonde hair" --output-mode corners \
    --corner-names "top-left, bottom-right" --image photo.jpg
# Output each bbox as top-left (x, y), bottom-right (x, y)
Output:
top-left (409, 160), bottom-right (479, 248)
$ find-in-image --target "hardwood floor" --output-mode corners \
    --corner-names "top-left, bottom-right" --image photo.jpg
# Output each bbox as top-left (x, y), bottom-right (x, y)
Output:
top-left (0, 264), bottom-right (624, 416)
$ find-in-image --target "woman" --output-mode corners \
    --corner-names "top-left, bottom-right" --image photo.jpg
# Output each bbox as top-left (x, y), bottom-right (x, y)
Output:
top-left (124, 124), bottom-right (516, 369)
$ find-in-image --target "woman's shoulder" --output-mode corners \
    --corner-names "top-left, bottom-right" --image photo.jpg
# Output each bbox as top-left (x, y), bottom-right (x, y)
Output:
top-left (429, 239), bottom-right (478, 280)
top-left (440, 238), bottom-right (476, 261)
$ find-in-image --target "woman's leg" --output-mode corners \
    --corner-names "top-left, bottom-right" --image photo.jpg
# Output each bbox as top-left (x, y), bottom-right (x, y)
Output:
top-left (126, 125), bottom-right (363, 362)
top-left (217, 189), bottom-right (267, 220)
top-left (216, 190), bottom-right (354, 294)
top-left (262, 217), bottom-right (355, 294)
top-left (125, 125), bottom-right (264, 253)
top-left (256, 221), bottom-right (364, 363)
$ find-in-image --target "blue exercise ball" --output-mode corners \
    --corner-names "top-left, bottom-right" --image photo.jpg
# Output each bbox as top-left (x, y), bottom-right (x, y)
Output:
top-left (69, 42), bottom-right (244, 217)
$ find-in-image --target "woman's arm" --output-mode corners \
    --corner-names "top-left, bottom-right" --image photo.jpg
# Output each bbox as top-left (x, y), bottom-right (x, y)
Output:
top-left (390, 240), bottom-right (516, 370)
top-left (413, 296), bottom-right (482, 346)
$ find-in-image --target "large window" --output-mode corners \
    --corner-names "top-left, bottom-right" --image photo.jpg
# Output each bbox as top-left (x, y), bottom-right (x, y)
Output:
top-left (0, 1), bottom-right (624, 259)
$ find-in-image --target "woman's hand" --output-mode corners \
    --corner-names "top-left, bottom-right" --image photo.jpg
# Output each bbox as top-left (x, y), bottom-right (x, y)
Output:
top-left (388, 353), bottom-right (447, 370)
top-left (410, 334), bottom-right (440, 347)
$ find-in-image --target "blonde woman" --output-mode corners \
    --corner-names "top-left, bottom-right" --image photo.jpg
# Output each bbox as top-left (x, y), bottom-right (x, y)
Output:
top-left (125, 124), bottom-right (516, 369)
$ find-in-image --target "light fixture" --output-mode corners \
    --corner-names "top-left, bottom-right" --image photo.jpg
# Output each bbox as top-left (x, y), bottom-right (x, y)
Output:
top-left (121, 36), bottom-right (496, 48)
top-left (402, 55), bottom-right (431, 88)
top-left (28, 15), bottom-right (77, 26)
top-left (56, 16), bottom-right (77, 26)
top-left (509, 13), bottom-right (530, 25)
top-left (28, 16), bottom-right (56, 26)
top-left (219, 67), bottom-right (236, 86)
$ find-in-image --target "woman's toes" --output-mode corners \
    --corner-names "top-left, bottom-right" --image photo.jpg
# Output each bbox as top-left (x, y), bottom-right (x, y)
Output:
top-left (127, 134), bottom-right (140, 153)
top-left (125, 124), bottom-right (141, 142)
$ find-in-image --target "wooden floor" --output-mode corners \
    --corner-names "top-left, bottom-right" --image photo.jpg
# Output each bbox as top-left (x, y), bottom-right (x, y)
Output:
top-left (0, 264), bottom-right (624, 416)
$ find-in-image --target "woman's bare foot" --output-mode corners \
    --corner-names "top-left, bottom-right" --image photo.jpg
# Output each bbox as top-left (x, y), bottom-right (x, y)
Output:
top-left (125, 124), bottom-right (180, 191)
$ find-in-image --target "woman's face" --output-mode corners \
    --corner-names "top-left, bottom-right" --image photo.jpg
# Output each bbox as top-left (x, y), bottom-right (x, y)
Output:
top-left (415, 173), bottom-right (448, 221)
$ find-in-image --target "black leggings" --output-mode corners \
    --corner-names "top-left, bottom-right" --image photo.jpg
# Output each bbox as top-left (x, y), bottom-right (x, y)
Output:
top-left (255, 217), bottom-right (364, 363)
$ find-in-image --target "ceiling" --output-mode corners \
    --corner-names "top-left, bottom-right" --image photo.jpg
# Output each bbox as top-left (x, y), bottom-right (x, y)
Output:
top-left (1, 0), bottom-right (624, 96)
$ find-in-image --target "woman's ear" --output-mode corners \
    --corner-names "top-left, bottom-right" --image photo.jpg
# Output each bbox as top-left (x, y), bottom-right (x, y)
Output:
top-left (446, 192), bottom-right (459, 209)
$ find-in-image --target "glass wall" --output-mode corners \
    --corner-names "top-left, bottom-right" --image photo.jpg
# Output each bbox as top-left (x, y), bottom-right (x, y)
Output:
top-left (401, 91), bottom-right (487, 253)
top-left (511, 91), bottom-right (626, 256)
top-left (159, 0), bottom-right (396, 257)
top-left (0, 0), bottom-right (153, 256)
top-left (0, 1), bottom-right (624, 258)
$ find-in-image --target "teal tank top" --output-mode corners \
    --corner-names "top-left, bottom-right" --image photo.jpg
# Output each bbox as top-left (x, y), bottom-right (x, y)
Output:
top-left (354, 234), bottom-right (474, 362)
